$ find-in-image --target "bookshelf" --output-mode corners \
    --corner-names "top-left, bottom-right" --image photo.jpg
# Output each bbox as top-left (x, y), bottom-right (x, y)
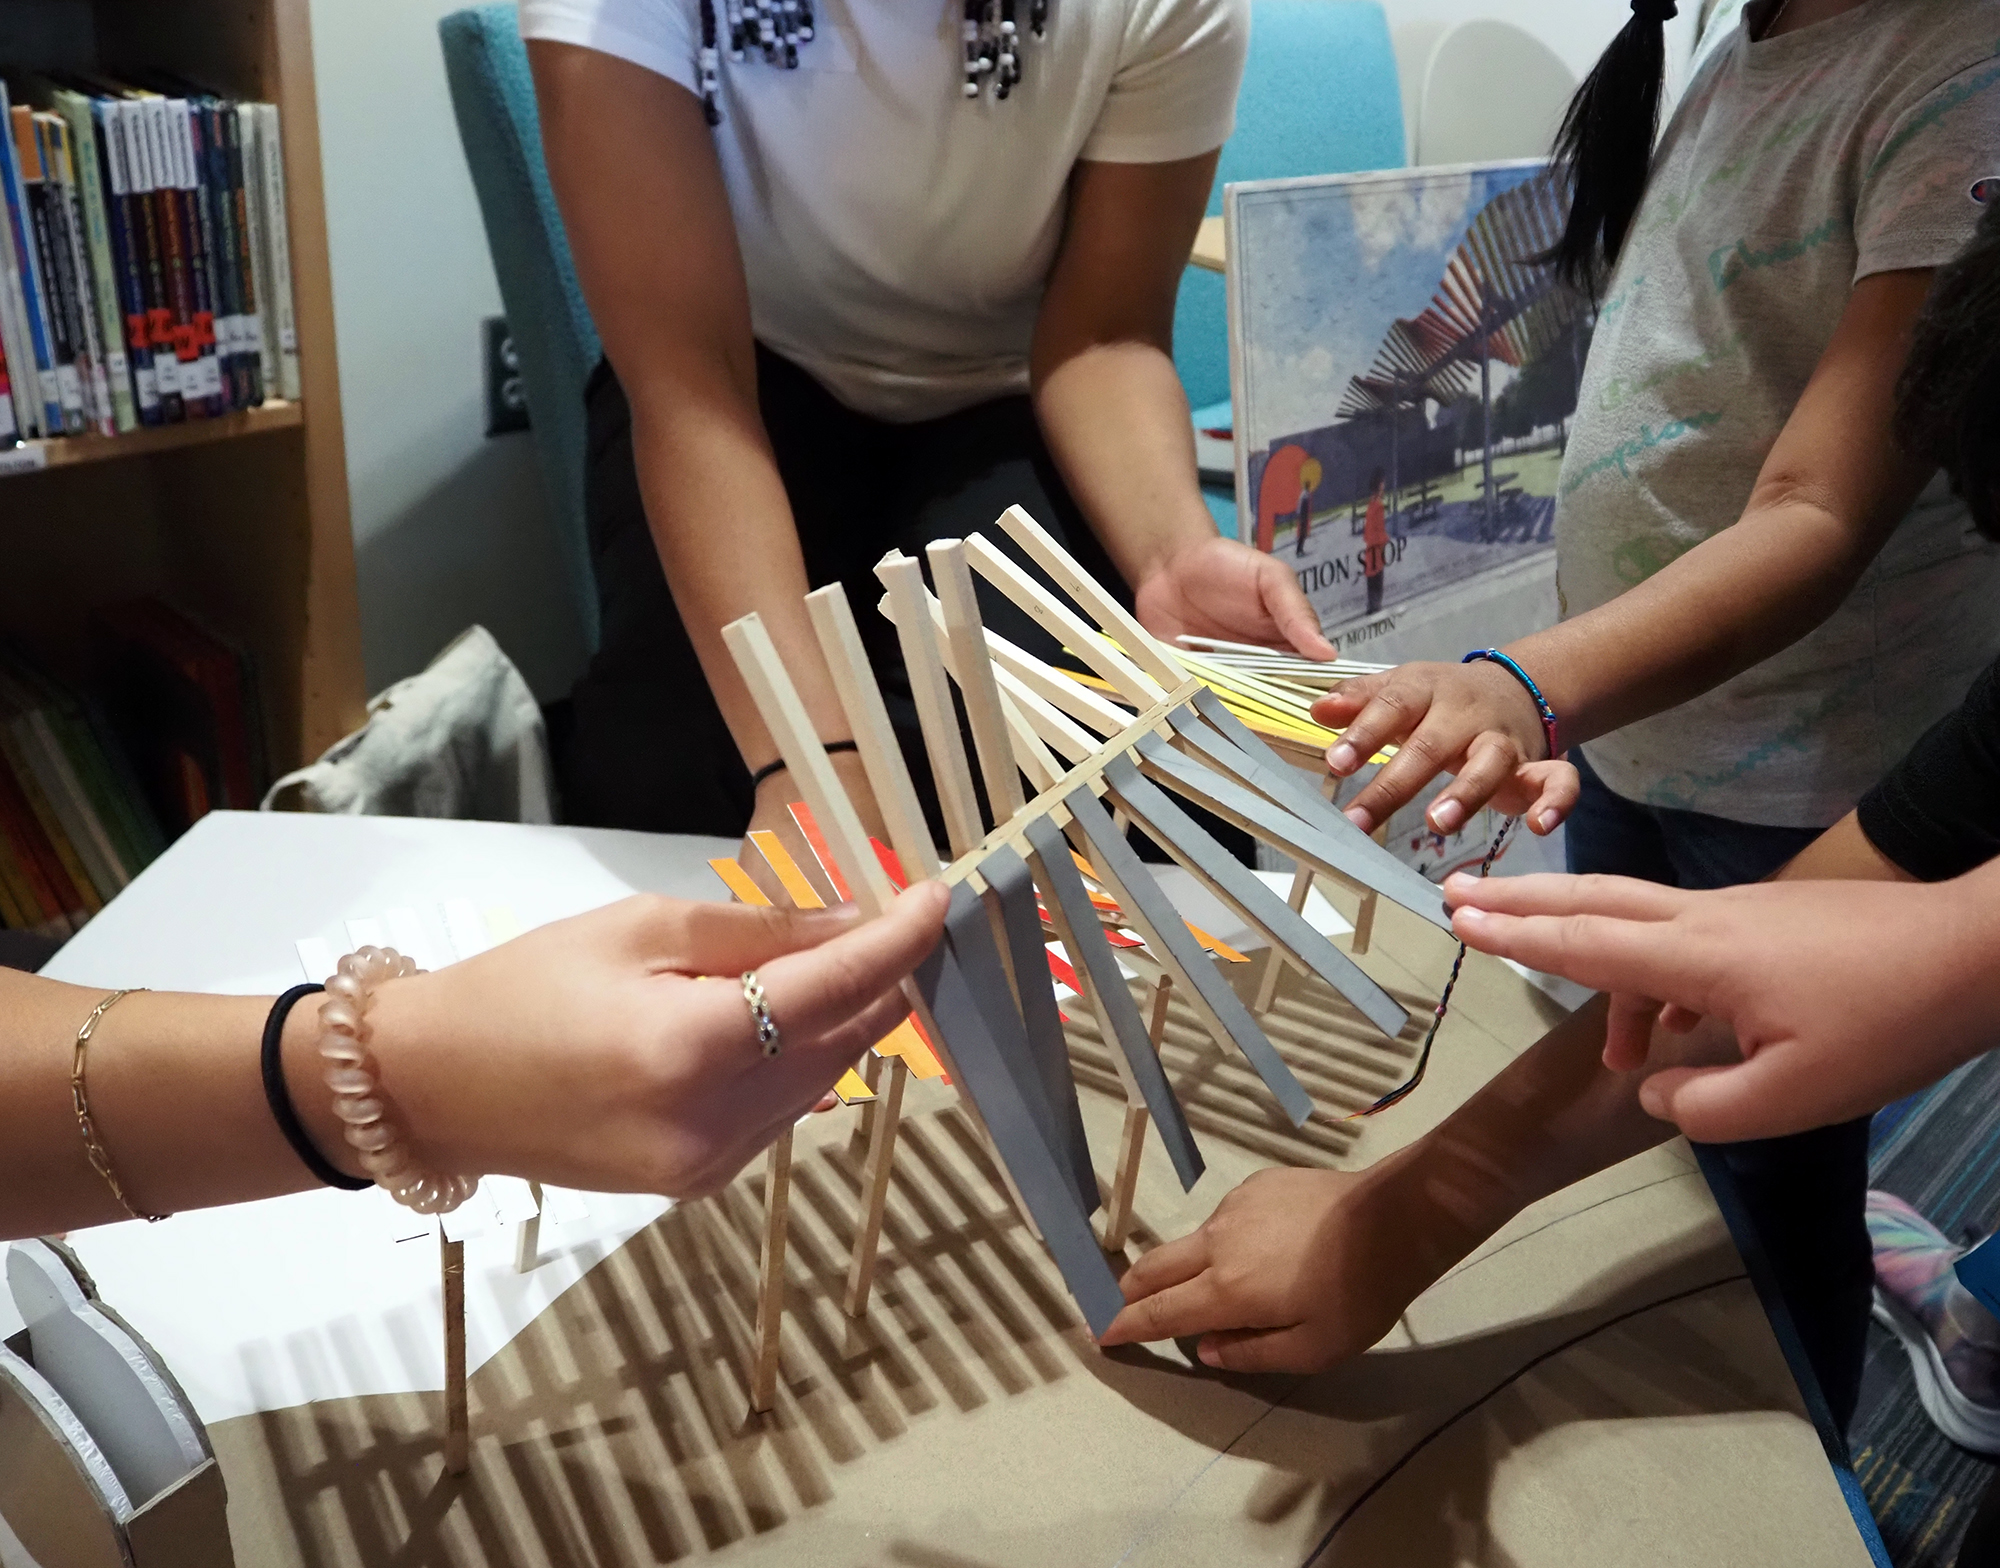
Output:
top-left (1, 0), bottom-right (366, 773)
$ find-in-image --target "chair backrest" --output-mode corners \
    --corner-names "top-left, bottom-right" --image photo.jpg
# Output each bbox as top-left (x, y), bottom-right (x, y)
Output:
top-left (1173, 0), bottom-right (1404, 412)
top-left (441, 6), bottom-right (605, 653)
top-left (1415, 19), bottom-right (1575, 168)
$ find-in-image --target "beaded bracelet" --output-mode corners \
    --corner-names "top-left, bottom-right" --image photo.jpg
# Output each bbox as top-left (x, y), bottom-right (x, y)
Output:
top-left (1462, 649), bottom-right (1561, 761)
top-left (315, 946), bottom-right (479, 1216)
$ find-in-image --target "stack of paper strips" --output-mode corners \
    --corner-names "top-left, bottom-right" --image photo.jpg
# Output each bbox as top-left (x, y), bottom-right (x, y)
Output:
top-left (717, 505), bottom-right (1453, 1369)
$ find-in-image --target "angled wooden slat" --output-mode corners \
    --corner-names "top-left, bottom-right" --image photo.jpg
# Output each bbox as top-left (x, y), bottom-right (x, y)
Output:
top-left (994, 505), bottom-right (1189, 694)
top-left (962, 534), bottom-right (1165, 709)
top-left (876, 553), bottom-right (985, 857)
top-left (929, 539), bottom-right (1029, 824)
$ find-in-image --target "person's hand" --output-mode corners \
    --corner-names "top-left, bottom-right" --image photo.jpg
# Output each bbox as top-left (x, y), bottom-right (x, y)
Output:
top-left (1313, 658), bottom-right (1565, 835)
top-left (1097, 1163), bottom-right (1445, 1372)
top-left (1444, 869), bottom-right (2000, 1143)
top-left (1135, 535), bottom-right (1339, 662)
top-left (355, 883), bottom-right (949, 1198)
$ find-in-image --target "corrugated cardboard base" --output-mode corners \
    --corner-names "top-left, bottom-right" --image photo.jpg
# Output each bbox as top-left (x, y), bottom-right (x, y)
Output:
top-left (204, 896), bottom-right (1875, 1566)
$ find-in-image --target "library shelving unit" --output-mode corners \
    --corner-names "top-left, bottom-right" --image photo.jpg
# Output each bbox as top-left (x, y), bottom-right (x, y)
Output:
top-left (1, 0), bottom-right (366, 774)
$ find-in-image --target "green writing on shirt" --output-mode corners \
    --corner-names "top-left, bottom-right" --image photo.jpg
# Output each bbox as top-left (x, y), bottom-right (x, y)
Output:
top-left (1869, 58), bottom-right (2000, 178)
top-left (1709, 216), bottom-right (1845, 291)
top-left (1560, 411), bottom-right (1725, 498)
top-left (1599, 331), bottom-right (1747, 412)
top-left (1633, 107), bottom-right (1831, 238)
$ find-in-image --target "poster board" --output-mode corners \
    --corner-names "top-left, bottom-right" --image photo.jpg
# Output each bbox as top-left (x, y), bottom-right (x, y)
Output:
top-left (1227, 159), bottom-right (1585, 647)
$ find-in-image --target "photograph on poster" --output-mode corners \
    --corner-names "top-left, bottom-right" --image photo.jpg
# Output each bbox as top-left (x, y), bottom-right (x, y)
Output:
top-left (1229, 161), bottom-right (1585, 638)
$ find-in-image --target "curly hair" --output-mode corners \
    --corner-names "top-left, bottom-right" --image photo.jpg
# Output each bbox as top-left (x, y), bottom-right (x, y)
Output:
top-left (1895, 198), bottom-right (2000, 540)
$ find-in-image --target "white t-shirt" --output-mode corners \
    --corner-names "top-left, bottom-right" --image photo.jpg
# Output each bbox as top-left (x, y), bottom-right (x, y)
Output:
top-left (518, 0), bottom-right (1247, 421)
top-left (1555, 0), bottom-right (2000, 828)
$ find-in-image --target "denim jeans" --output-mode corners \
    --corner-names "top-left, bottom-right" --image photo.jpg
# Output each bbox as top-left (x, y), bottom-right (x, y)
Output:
top-left (1567, 750), bottom-right (1873, 1442)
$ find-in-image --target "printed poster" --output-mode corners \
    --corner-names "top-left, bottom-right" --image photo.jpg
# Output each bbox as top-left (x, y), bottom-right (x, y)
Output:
top-left (1228, 161), bottom-right (1586, 640)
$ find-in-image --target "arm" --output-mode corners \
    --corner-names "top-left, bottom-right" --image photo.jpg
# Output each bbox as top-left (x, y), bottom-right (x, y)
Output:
top-left (1320, 269), bottom-right (1938, 833)
top-left (0, 885), bottom-right (947, 1240)
top-left (1032, 156), bottom-right (1335, 660)
top-left (529, 43), bottom-right (876, 833)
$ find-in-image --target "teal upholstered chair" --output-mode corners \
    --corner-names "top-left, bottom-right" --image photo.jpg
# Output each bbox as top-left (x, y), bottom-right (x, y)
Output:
top-left (441, 6), bottom-right (604, 653)
top-left (1179, 0), bottom-right (1406, 534)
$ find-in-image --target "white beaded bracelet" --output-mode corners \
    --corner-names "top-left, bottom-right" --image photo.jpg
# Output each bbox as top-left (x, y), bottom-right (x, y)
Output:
top-left (316, 946), bottom-right (480, 1215)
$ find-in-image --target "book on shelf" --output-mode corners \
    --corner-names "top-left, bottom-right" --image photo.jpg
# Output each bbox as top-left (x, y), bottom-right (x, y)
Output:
top-left (0, 72), bottom-right (300, 448)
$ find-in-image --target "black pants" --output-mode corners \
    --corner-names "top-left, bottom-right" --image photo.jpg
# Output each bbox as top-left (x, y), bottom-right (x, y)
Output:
top-left (557, 347), bottom-right (1131, 842)
top-left (1567, 751), bottom-right (1874, 1441)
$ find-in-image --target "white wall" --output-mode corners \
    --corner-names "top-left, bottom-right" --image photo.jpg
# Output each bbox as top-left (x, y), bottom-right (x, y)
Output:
top-left (1378, 0), bottom-right (1703, 160)
top-left (309, 0), bottom-right (588, 705)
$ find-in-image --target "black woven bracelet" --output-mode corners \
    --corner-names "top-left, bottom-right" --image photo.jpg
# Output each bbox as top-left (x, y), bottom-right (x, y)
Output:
top-left (261, 983), bottom-right (372, 1192)
top-left (750, 739), bottom-right (859, 791)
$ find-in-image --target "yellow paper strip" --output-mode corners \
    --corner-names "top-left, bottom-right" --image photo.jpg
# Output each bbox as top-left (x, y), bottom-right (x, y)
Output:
top-left (832, 1068), bottom-right (876, 1104)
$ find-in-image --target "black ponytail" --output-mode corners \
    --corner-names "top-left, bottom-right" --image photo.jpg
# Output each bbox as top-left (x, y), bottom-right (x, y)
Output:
top-left (1544, 0), bottom-right (1678, 297)
top-left (1896, 197), bottom-right (2000, 540)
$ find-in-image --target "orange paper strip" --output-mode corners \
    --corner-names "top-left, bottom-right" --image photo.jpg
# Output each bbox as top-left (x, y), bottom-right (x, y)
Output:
top-left (832, 1068), bottom-right (876, 1105)
top-left (788, 802), bottom-right (853, 902)
top-left (708, 858), bottom-right (774, 907)
top-left (747, 831), bottom-right (825, 910)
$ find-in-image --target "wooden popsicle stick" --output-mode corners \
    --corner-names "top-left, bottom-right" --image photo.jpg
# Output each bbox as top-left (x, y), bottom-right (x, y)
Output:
top-left (876, 554), bottom-right (985, 857)
top-left (982, 623), bottom-right (1135, 737)
top-left (1256, 773), bottom-right (1336, 1010)
top-left (806, 583), bottom-right (942, 882)
top-left (962, 535), bottom-right (1166, 709)
top-left (928, 540), bottom-right (1027, 824)
top-left (995, 505), bottom-right (1190, 694)
top-left (750, 1129), bottom-right (793, 1413)
top-left (844, 1054), bottom-right (908, 1315)
top-left (1101, 973), bottom-right (1172, 1251)
top-left (514, 1179), bottom-right (544, 1274)
top-left (441, 1234), bottom-right (469, 1475)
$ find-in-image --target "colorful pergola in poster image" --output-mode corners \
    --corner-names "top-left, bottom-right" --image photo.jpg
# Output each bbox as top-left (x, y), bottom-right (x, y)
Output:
top-left (1228, 160), bottom-right (1587, 636)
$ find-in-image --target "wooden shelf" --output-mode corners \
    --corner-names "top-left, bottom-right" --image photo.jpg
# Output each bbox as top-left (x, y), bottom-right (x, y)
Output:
top-left (1, 402), bottom-right (305, 477)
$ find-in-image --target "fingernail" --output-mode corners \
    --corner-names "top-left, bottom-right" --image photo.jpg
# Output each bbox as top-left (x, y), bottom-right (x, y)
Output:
top-left (1537, 809), bottom-right (1560, 834)
top-left (1453, 906), bottom-right (1487, 927)
top-left (1430, 799), bottom-right (1464, 833)
top-left (1329, 742), bottom-right (1358, 773)
top-left (1344, 806), bottom-right (1373, 831)
top-left (1198, 1342), bottom-right (1222, 1368)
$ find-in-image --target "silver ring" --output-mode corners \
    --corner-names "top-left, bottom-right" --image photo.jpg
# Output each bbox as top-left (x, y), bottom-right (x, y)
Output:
top-left (742, 970), bottom-right (781, 1058)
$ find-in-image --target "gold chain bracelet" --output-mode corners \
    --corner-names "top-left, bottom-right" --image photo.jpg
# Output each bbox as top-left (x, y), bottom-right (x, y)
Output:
top-left (70, 989), bottom-right (167, 1224)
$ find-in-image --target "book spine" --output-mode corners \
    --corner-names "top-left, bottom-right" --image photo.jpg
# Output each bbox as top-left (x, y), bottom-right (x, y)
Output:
top-left (14, 108), bottom-right (85, 433)
top-left (141, 100), bottom-right (200, 422)
top-left (44, 116), bottom-right (115, 436)
top-left (170, 101), bottom-right (223, 417)
top-left (95, 99), bottom-right (161, 426)
top-left (0, 327), bottom-right (14, 442)
top-left (0, 724), bottom-right (100, 917)
top-left (57, 93), bottom-right (138, 434)
top-left (256, 105), bottom-right (299, 402)
top-left (0, 85), bottom-right (61, 435)
top-left (219, 103), bottom-right (263, 408)
top-left (0, 86), bottom-right (34, 440)
top-left (0, 749), bottom-right (82, 931)
top-left (197, 104), bottom-right (246, 411)
top-left (123, 102), bottom-right (182, 424)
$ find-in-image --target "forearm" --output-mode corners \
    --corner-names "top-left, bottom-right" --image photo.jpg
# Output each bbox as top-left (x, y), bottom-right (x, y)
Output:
top-left (1031, 339), bottom-right (1216, 590)
top-left (1507, 498), bottom-right (1877, 752)
top-left (0, 973), bottom-right (353, 1239)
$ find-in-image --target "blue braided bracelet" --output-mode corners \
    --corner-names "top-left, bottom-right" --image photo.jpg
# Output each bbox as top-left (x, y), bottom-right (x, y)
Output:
top-left (1462, 649), bottom-right (1560, 760)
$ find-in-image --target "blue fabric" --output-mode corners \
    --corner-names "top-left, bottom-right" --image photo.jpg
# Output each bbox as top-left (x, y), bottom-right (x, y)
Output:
top-left (441, 6), bottom-right (605, 653)
top-left (1172, 0), bottom-right (1404, 409)
top-left (1567, 751), bottom-right (1885, 1559)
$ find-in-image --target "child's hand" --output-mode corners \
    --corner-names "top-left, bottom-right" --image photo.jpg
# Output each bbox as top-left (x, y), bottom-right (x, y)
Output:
top-left (1097, 1165), bottom-right (1442, 1372)
top-left (1314, 660), bottom-right (1559, 834)
top-left (1444, 869), bottom-right (2000, 1143)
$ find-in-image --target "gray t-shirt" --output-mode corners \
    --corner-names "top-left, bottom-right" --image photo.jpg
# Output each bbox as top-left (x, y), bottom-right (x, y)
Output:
top-left (1554, 0), bottom-right (2000, 828)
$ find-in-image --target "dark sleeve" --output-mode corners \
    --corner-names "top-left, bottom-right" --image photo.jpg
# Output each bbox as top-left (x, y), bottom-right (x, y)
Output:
top-left (1857, 655), bottom-right (2000, 882)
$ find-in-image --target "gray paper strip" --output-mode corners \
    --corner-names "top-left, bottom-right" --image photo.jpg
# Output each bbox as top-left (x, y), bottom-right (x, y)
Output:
top-left (1103, 754), bottom-right (1410, 1040)
top-left (1062, 787), bottom-right (1316, 1128)
top-left (914, 923), bottom-right (1126, 1336)
top-left (978, 846), bottom-right (1100, 1215)
top-left (1152, 716), bottom-right (1452, 934)
top-left (1023, 814), bottom-right (1205, 1193)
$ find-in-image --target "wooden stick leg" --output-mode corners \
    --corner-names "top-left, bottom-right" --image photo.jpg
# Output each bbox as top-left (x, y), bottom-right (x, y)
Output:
top-left (856, 1050), bottom-right (884, 1145)
top-left (1254, 858), bottom-right (1315, 1013)
top-left (750, 1130), bottom-right (794, 1413)
top-left (1102, 1103), bottom-right (1149, 1252)
top-left (513, 1180), bottom-right (544, 1274)
top-left (844, 1055), bottom-right (909, 1316)
top-left (441, 1234), bottom-right (469, 1475)
top-left (1350, 888), bottom-right (1379, 956)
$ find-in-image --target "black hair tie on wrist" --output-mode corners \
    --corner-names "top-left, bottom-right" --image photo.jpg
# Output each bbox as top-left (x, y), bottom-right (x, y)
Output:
top-left (262, 983), bottom-right (372, 1191)
top-left (750, 739), bottom-right (859, 792)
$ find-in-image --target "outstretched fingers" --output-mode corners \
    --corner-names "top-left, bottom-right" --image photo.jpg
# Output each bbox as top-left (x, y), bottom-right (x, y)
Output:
top-left (746, 882), bottom-right (949, 1053)
top-left (1197, 1325), bottom-right (1321, 1374)
top-left (1448, 904), bottom-right (1696, 1002)
top-left (1443, 871), bottom-right (1689, 923)
top-left (1637, 1050), bottom-right (1816, 1143)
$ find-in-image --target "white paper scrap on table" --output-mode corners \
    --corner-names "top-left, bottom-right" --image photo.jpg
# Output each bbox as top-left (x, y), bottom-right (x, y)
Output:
top-left (344, 916), bottom-right (388, 951)
top-left (483, 905), bottom-right (525, 943)
top-left (295, 937), bottom-right (336, 985)
top-left (486, 1176), bottom-right (542, 1226)
top-left (440, 898), bottom-right (491, 961)
top-left (386, 905), bottom-right (448, 973)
